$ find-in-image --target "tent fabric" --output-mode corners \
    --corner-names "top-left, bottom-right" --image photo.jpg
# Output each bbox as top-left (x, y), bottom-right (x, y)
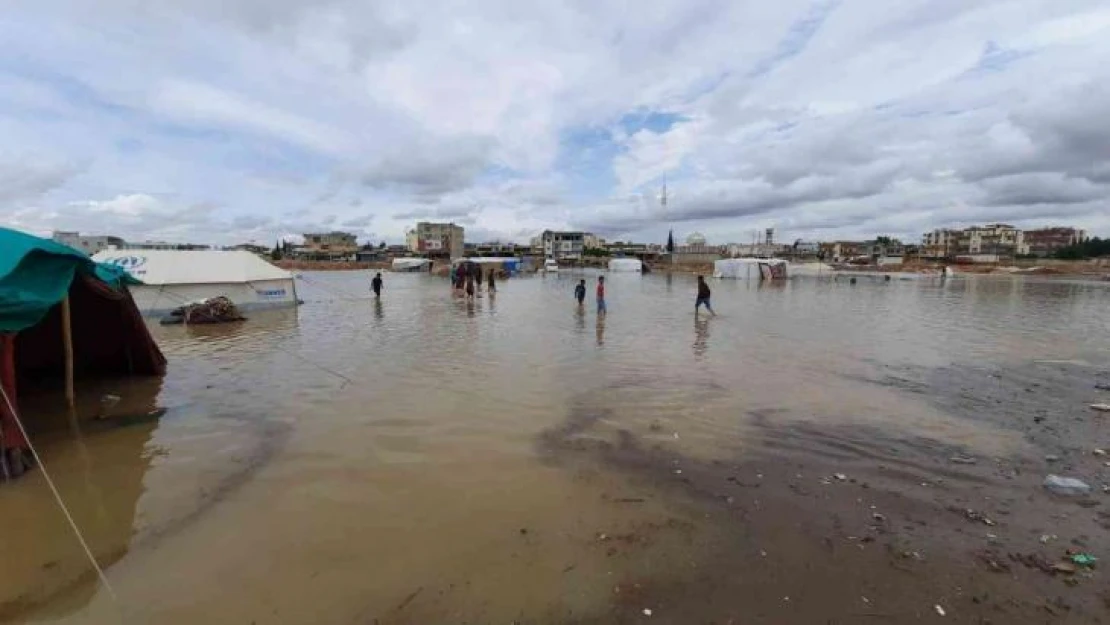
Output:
top-left (0, 228), bottom-right (139, 333)
top-left (608, 258), bottom-right (643, 272)
top-left (15, 274), bottom-right (166, 379)
top-left (92, 250), bottom-right (291, 285)
top-left (713, 258), bottom-right (787, 280)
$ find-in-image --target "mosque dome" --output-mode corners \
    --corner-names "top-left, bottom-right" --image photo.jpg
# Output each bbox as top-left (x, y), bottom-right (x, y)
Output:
top-left (686, 232), bottom-right (707, 246)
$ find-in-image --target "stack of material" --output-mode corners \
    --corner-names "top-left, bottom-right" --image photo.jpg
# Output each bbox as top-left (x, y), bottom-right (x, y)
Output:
top-left (162, 296), bottom-right (245, 325)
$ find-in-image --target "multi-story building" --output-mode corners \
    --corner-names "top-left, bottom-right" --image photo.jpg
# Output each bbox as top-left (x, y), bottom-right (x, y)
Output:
top-left (539, 230), bottom-right (586, 260)
top-left (959, 224), bottom-right (1027, 257)
top-left (584, 233), bottom-right (605, 250)
top-left (405, 222), bottom-right (464, 259)
top-left (1023, 227), bottom-right (1087, 257)
top-left (300, 231), bottom-right (358, 259)
top-left (52, 231), bottom-right (127, 255)
top-left (921, 229), bottom-right (961, 259)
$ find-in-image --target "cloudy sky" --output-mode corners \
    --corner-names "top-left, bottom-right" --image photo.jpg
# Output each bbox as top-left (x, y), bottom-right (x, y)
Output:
top-left (3, 0), bottom-right (1109, 246)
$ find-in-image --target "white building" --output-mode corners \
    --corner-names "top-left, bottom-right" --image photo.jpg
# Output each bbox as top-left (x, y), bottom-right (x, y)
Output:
top-left (540, 230), bottom-right (586, 260)
top-left (52, 231), bottom-right (127, 255)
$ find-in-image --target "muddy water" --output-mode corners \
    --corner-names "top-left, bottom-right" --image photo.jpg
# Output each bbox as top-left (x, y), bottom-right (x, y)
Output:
top-left (3, 272), bottom-right (1110, 624)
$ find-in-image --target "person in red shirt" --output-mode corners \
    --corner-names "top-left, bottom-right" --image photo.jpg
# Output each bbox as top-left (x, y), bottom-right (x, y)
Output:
top-left (596, 276), bottom-right (607, 314)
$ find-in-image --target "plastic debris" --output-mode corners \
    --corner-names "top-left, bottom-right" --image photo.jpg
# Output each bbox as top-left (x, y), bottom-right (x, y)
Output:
top-left (833, 473), bottom-right (847, 481)
top-left (642, 608), bottom-right (653, 617)
top-left (1070, 553), bottom-right (1097, 568)
top-left (1045, 454), bottom-right (1061, 463)
top-left (1095, 449), bottom-right (1107, 456)
top-left (949, 456), bottom-right (976, 465)
top-left (1039, 534), bottom-right (1057, 544)
top-left (1091, 404), bottom-right (1110, 412)
top-left (1043, 475), bottom-right (1092, 496)
top-left (964, 509), bottom-right (996, 526)
top-left (935, 604), bottom-right (946, 616)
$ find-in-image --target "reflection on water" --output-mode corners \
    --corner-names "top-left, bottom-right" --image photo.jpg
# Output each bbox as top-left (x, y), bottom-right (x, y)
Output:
top-left (3, 271), bottom-right (1109, 623)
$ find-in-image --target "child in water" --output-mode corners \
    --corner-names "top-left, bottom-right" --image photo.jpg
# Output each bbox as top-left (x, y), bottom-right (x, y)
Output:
top-left (574, 279), bottom-right (586, 306)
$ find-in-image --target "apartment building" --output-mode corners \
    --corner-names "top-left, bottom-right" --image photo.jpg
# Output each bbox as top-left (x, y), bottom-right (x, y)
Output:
top-left (1023, 227), bottom-right (1087, 257)
top-left (405, 222), bottom-right (464, 259)
top-left (301, 231), bottom-right (359, 259)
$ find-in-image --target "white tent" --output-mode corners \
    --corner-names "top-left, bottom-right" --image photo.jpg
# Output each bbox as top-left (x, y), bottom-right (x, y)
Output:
top-left (92, 250), bottom-right (297, 315)
top-left (713, 258), bottom-right (788, 280)
top-left (608, 258), bottom-right (643, 272)
top-left (392, 258), bottom-right (431, 272)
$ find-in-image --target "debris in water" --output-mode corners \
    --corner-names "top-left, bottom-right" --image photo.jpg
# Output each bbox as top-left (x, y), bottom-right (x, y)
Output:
top-left (642, 608), bottom-right (653, 616)
top-left (833, 473), bottom-right (847, 481)
top-left (935, 604), bottom-right (946, 616)
top-left (949, 456), bottom-right (977, 465)
top-left (673, 469), bottom-right (683, 475)
top-left (649, 420), bottom-right (664, 432)
top-left (1039, 534), bottom-right (1057, 544)
top-left (672, 432), bottom-right (679, 439)
top-left (1045, 454), bottom-right (1061, 463)
top-left (1044, 475), bottom-right (1092, 496)
top-left (1091, 404), bottom-right (1110, 412)
top-left (1095, 449), bottom-right (1107, 457)
top-left (1070, 553), bottom-right (1097, 568)
top-left (962, 508), bottom-right (996, 526)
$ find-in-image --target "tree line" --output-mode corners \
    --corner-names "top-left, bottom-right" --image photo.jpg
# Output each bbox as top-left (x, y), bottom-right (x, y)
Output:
top-left (1055, 237), bottom-right (1110, 260)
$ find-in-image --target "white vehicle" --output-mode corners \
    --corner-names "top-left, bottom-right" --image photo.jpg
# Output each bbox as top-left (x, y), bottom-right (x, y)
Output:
top-left (543, 258), bottom-right (559, 273)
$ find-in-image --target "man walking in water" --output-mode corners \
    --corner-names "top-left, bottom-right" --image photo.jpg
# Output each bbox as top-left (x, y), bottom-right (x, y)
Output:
top-left (487, 267), bottom-right (496, 294)
top-left (371, 272), bottom-right (383, 298)
top-left (695, 275), bottom-right (715, 317)
top-left (596, 276), bottom-right (607, 315)
top-left (574, 279), bottom-right (586, 307)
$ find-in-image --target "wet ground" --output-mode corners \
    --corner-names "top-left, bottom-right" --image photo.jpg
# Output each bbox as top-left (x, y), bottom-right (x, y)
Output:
top-left (2, 271), bottom-right (1110, 624)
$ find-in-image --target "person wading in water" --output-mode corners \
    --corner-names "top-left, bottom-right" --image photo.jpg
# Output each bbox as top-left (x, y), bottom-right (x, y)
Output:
top-left (695, 275), bottom-right (715, 317)
top-left (371, 272), bottom-right (383, 298)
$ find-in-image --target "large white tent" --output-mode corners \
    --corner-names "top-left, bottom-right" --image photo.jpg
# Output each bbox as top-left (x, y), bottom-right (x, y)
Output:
top-left (608, 258), bottom-right (643, 272)
top-left (713, 258), bottom-right (788, 280)
top-left (92, 250), bottom-right (297, 315)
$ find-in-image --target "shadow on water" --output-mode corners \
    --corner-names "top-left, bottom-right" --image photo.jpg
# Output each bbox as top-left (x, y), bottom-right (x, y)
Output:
top-left (693, 318), bottom-right (709, 359)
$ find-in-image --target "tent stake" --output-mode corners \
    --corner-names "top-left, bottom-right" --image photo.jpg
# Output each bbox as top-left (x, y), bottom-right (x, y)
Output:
top-left (61, 296), bottom-right (75, 410)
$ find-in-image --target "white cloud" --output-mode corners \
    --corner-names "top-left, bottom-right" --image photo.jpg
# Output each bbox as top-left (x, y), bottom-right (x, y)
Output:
top-left (0, 0), bottom-right (1107, 246)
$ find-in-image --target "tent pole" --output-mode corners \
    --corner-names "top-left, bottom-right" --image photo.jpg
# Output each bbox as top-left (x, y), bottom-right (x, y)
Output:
top-left (62, 296), bottom-right (75, 410)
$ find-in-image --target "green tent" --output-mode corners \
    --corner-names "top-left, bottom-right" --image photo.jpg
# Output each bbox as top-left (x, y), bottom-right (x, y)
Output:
top-left (0, 227), bottom-right (139, 333)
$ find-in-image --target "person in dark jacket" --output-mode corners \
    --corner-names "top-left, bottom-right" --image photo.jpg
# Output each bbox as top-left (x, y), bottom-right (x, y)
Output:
top-left (371, 272), bottom-right (383, 298)
top-left (695, 276), bottom-right (715, 316)
top-left (574, 279), bottom-right (586, 306)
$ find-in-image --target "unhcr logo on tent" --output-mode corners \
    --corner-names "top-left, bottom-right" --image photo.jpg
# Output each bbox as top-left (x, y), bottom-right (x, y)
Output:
top-left (102, 256), bottom-right (148, 276)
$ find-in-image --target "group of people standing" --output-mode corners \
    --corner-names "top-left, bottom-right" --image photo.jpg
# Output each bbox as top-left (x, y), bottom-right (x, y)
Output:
top-left (573, 276), bottom-right (607, 314)
top-left (450, 263), bottom-right (496, 299)
top-left (373, 266), bottom-right (715, 318)
top-left (573, 274), bottom-right (715, 317)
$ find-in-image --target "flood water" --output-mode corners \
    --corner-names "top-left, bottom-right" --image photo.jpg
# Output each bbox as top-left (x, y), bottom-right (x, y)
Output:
top-left (3, 271), bottom-right (1110, 624)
